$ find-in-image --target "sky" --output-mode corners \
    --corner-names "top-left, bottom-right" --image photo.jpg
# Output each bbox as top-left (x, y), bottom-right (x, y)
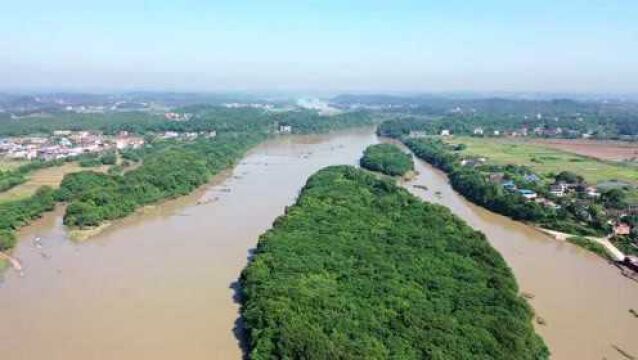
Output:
top-left (1, 1), bottom-right (637, 94)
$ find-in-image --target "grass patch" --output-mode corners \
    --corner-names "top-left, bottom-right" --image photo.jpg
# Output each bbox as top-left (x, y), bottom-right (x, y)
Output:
top-left (0, 159), bottom-right (29, 171)
top-left (567, 236), bottom-right (609, 258)
top-left (610, 236), bottom-right (638, 257)
top-left (0, 162), bottom-right (108, 203)
top-left (451, 137), bottom-right (638, 185)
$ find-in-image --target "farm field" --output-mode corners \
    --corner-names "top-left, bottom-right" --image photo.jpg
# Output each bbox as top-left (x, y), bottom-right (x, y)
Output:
top-left (0, 162), bottom-right (107, 202)
top-left (523, 138), bottom-right (638, 162)
top-left (449, 136), bottom-right (638, 185)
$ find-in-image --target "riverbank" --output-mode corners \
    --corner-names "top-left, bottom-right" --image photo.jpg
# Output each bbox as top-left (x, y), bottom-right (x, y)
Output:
top-left (0, 251), bottom-right (23, 274)
top-left (2, 127), bottom-right (638, 359)
top-left (535, 228), bottom-right (624, 258)
top-left (401, 152), bottom-right (638, 359)
top-left (0, 128), bottom-right (381, 359)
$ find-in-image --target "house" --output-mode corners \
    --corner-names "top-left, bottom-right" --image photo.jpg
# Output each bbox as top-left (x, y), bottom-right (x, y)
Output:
top-left (161, 131), bottom-right (180, 139)
top-left (524, 174), bottom-right (541, 183)
top-left (473, 127), bottom-right (484, 136)
top-left (585, 186), bottom-right (601, 198)
top-left (59, 138), bottom-right (72, 147)
top-left (440, 129), bottom-right (451, 137)
top-left (549, 183), bottom-right (567, 197)
top-left (535, 197), bottom-right (560, 209)
top-left (408, 130), bottom-right (427, 138)
top-left (53, 130), bottom-right (72, 136)
top-left (184, 132), bottom-right (199, 140)
top-left (518, 189), bottom-right (538, 200)
top-left (488, 172), bottom-right (505, 183)
top-left (279, 125), bottom-right (292, 133)
top-left (613, 222), bottom-right (631, 236)
top-left (493, 130), bottom-right (500, 136)
top-left (501, 180), bottom-right (517, 191)
top-left (460, 157), bottom-right (486, 167)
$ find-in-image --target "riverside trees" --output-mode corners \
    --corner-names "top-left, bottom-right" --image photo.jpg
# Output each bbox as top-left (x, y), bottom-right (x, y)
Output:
top-left (240, 166), bottom-right (548, 359)
top-left (360, 143), bottom-right (414, 176)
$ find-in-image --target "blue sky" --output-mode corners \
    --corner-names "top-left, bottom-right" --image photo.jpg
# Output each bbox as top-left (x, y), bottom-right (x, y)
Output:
top-left (1, 1), bottom-right (637, 93)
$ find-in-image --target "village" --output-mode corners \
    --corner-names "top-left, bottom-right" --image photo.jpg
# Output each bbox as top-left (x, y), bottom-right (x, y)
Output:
top-left (0, 130), bottom-right (145, 161)
top-left (0, 129), bottom-right (218, 162)
top-left (457, 153), bottom-right (638, 270)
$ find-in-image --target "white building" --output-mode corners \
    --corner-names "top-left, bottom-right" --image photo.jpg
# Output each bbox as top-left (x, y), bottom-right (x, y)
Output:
top-left (279, 125), bottom-right (292, 133)
top-left (408, 130), bottom-right (427, 138)
top-left (440, 129), bottom-right (450, 136)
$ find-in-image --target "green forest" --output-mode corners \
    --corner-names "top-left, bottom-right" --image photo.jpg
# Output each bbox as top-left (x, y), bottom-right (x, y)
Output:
top-left (0, 109), bottom-right (376, 253)
top-left (59, 133), bottom-right (263, 228)
top-left (0, 186), bottom-right (57, 250)
top-left (360, 143), bottom-right (414, 176)
top-left (240, 166), bottom-right (548, 359)
top-left (0, 108), bottom-right (374, 136)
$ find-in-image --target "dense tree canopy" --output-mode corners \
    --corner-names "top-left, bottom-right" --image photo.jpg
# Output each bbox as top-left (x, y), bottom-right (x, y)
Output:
top-left (241, 166), bottom-right (548, 359)
top-left (0, 186), bottom-right (57, 250)
top-left (360, 143), bottom-right (414, 176)
top-left (58, 133), bottom-right (263, 228)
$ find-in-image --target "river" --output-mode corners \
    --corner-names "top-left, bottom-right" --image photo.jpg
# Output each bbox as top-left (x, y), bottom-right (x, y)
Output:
top-left (0, 128), bottom-right (636, 359)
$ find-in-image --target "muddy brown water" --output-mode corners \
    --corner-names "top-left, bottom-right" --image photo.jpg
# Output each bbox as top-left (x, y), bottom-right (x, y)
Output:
top-left (0, 128), bottom-right (636, 359)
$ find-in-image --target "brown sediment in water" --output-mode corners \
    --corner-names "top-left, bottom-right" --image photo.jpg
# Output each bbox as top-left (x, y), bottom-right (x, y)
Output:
top-left (401, 147), bottom-right (638, 360)
top-left (0, 128), bottom-right (636, 360)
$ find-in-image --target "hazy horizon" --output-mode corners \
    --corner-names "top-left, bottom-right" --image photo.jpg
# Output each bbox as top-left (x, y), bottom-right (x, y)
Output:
top-left (2, 1), bottom-right (637, 93)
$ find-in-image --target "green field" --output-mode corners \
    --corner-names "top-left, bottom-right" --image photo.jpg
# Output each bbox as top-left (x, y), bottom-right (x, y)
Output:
top-left (0, 162), bottom-right (109, 203)
top-left (0, 159), bottom-right (28, 171)
top-left (450, 137), bottom-right (638, 185)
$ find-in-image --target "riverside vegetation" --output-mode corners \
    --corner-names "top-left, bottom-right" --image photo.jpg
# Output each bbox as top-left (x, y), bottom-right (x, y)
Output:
top-left (240, 166), bottom-right (548, 359)
top-left (360, 143), bottom-right (414, 176)
top-left (403, 137), bottom-right (604, 236)
top-left (0, 109), bottom-right (374, 253)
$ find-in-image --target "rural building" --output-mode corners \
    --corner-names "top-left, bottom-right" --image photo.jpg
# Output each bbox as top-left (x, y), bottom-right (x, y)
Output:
top-left (613, 222), bottom-right (631, 236)
top-left (440, 129), bottom-right (451, 136)
top-left (473, 127), bottom-right (484, 136)
top-left (408, 130), bottom-right (427, 138)
top-left (488, 172), bottom-right (505, 183)
top-left (549, 183), bottom-right (569, 197)
top-left (535, 197), bottom-right (560, 209)
top-left (460, 158), bottom-right (485, 167)
top-left (502, 180), bottom-right (517, 191)
top-left (518, 189), bottom-right (538, 200)
top-left (279, 125), bottom-right (292, 133)
top-left (585, 186), bottom-right (601, 198)
top-left (524, 174), bottom-right (541, 183)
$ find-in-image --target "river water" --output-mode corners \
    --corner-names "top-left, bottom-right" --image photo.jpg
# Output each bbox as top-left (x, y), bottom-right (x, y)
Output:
top-left (0, 128), bottom-right (636, 359)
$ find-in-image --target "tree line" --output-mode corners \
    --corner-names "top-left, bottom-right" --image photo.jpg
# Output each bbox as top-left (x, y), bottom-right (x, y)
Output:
top-left (240, 165), bottom-right (548, 359)
top-left (404, 138), bottom-right (602, 236)
top-left (0, 109), bottom-right (376, 252)
top-left (58, 133), bottom-right (264, 228)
